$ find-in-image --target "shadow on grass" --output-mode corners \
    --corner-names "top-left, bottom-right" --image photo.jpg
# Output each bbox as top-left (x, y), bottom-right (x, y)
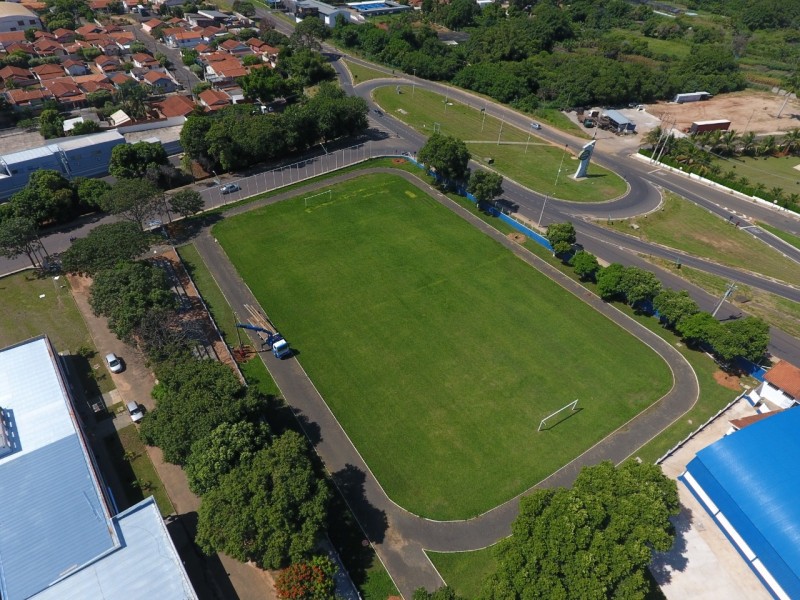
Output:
top-left (331, 464), bottom-right (388, 544)
top-left (167, 512), bottom-right (240, 600)
top-left (103, 433), bottom-right (144, 510)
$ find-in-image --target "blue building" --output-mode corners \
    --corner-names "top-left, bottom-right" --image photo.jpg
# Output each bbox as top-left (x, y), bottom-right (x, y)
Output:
top-left (0, 130), bottom-right (124, 200)
top-left (0, 336), bottom-right (197, 600)
top-left (681, 408), bottom-right (800, 600)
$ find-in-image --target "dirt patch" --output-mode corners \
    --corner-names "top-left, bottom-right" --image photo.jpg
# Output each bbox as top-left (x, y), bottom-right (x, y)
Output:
top-left (507, 232), bottom-right (527, 244)
top-left (392, 158), bottom-right (405, 164)
top-left (713, 370), bottom-right (741, 390)
top-left (232, 345), bottom-right (257, 363)
top-left (649, 90), bottom-right (800, 136)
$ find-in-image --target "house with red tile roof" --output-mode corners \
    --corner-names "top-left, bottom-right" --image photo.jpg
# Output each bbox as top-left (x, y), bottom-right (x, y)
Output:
top-left (195, 42), bottom-right (211, 53)
top-left (143, 70), bottom-right (178, 92)
top-left (109, 31), bottom-right (135, 51)
top-left (132, 52), bottom-right (159, 68)
top-left (0, 31), bottom-right (26, 51)
top-left (76, 24), bottom-right (103, 37)
top-left (79, 79), bottom-right (114, 94)
top-left (155, 94), bottom-right (196, 118)
top-left (166, 30), bottom-right (203, 48)
top-left (198, 25), bottom-right (222, 42)
top-left (5, 87), bottom-right (54, 108)
top-left (142, 18), bottom-right (163, 33)
top-left (33, 38), bottom-right (66, 57)
top-left (86, 34), bottom-right (121, 55)
top-left (62, 59), bottom-right (89, 76)
top-left (219, 38), bottom-right (250, 55)
top-left (198, 88), bottom-right (231, 110)
top-left (43, 79), bottom-right (86, 107)
top-left (749, 360), bottom-right (800, 409)
top-left (31, 63), bottom-right (66, 81)
top-left (110, 72), bottom-right (133, 86)
top-left (0, 65), bottom-right (35, 87)
top-left (52, 28), bottom-right (75, 43)
top-left (33, 30), bottom-right (55, 40)
top-left (89, 0), bottom-right (113, 10)
top-left (4, 41), bottom-right (35, 55)
top-left (206, 58), bottom-right (247, 83)
top-left (95, 54), bottom-right (122, 73)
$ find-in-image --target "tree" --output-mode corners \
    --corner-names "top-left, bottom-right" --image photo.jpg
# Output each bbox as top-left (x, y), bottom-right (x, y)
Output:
top-left (619, 266), bottom-right (662, 307)
top-left (139, 356), bottom-right (260, 464)
top-left (485, 461), bottom-right (679, 600)
top-left (652, 289), bottom-right (699, 329)
top-left (413, 587), bottom-right (466, 600)
top-left (275, 555), bottom-right (337, 600)
top-left (467, 170), bottom-right (504, 205)
top-left (89, 260), bottom-right (177, 341)
top-left (39, 108), bottom-right (64, 139)
top-left (109, 141), bottom-right (169, 180)
top-left (596, 262), bottom-right (626, 300)
top-left (168, 189), bottom-right (204, 218)
top-left (9, 169), bottom-right (75, 226)
top-left (61, 221), bottom-right (150, 275)
top-left (570, 250), bottom-right (600, 281)
top-left (195, 431), bottom-right (330, 569)
top-left (710, 316), bottom-right (770, 363)
top-left (418, 133), bottom-right (471, 188)
top-left (185, 421), bottom-right (271, 495)
top-left (0, 216), bottom-right (46, 268)
top-left (102, 178), bottom-right (163, 230)
top-left (70, 120), bottom-right (101, 135)
top-left (239, 67), bottom-right (291, 103)
top-left (281, 48), bottom-right (336, 87)
top-left (545, 221), bottom-right (577, 255)
top-left (290, 16), bottom-right (327, 51)
top-left (74, 177), bottom-right (112, 211)
top-left (676, 311), bottom-right (720, 347)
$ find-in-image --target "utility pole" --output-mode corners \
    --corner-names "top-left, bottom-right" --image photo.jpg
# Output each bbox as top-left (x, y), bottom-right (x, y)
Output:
top-left (538, 144), bottom-right (569, 227)
top-left (480, 107), bottom-right (487, 133)
top-left (496, 118), bottom-right (504, 145)
top-left (712, 281), bottom-right (738, 317)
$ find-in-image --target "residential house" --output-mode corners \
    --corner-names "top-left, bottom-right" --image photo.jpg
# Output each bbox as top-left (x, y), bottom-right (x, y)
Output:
top-left (89, 0), bottom-right (114, 11)
top-left (205, 57), bottom-right (247, 85)
top-left (5, 87), bottom-right (54, 108)
top-left (748, 361), bottom-right (800, 410)
top-left (195, 42), bottom-right (211, 53)
top-left (43, 79), bottom-right (86, 108)
top-left (198, 25), bottom-right (223, 42)
top-left (109, 31), bottom-right (135, 52)
top-left (33, 37), bottom-right (66, 57)
top-left (185, 13), bottom-right (215, 27)
top-left (110, 73), bottom-right (134, 86)
top-left (108, 109), bottom-right (132, 126)
top-left (142, 18), bottom-right (163, 33)
top-left (62, 59), bottom-right (89, 76)
top-left (155, 94), bottom-right (196, 118)
top-left (166, 30), bottom-right (203, 49)
top-left (0, 65), bottom-right (36, 87)
top-left (63, 39), bottom-right (91, 54)
top-left (51, 28), bottom-right (75, 43)
top-left (79, 79), bottom-right (114, 94)
top-left (95, 54), bottom-right (122, 73)
top-left (0, 31), bottom-right (26, 51)
top-left (198, 88), bottom-right (230, 110)
top-left (31, 63), bottom-right (66, 81)
top-left (85, 33), bottom-right (121, 55)
top-left (75, 24), bottom-right (103, 37)
top-left (32, 30), bottom-right (56, 41)
top-left (143, 69), bottom-right (178, 93)
top-left (4, 41), bottom-right (34, 56)
top-left (123, 0), bottom-right (140, 12)
top-left (219, 38), bottom-right (250, 56)
top-left (132, 52), bottom-right (159, 68)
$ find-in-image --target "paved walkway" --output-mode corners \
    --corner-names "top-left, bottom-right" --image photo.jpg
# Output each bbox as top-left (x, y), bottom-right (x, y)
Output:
top-left (191, 168), bottom-right (700, 597)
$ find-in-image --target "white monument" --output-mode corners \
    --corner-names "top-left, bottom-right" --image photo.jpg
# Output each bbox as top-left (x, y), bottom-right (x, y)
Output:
top-left (573, 140), bottom-right (596, 179)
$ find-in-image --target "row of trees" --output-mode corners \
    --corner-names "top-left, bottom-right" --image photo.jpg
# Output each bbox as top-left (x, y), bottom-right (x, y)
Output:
top-left (546, 223), bottom-right (771, 364)
top-left (181, 83), bottom-right (368, 172)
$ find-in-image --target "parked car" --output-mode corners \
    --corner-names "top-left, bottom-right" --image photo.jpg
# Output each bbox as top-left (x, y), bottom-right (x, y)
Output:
top-left (220, 183), bottom-right (241, 194)
top-left (531, 122), bottom-right (541, 129)
top-left (373, 108), bottom-right (383, 116)
top-left (126, 401), bottom-right (144, 423)
top-left (105, 352), bottom-right (123, 373)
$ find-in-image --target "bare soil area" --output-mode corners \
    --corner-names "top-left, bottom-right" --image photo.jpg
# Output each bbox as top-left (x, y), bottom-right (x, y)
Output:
top-left (713, 370), bottom-right (742, 391)
top-left (647, 90), bottom-right (800, 135)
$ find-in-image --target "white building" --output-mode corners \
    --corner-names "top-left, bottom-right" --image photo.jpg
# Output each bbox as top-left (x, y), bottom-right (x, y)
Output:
top-left (0, 2), bottom-right (42, 33)
top-left (748, 360), bottom-right (800, 409)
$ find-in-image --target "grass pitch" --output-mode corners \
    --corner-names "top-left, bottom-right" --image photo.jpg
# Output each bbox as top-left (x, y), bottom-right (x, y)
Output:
top-left (214, 173), bottom-right (671, 519)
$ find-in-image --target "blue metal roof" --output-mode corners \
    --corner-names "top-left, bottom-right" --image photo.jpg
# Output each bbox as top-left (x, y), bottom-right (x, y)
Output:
top-left (603, 110), bottom-right (630, 125)
top-left (685, 408), bottom-right (800, 599)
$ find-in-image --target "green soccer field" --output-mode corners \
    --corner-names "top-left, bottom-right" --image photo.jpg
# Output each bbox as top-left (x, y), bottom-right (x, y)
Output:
top-left (213, 173), bottom-right (671, 519)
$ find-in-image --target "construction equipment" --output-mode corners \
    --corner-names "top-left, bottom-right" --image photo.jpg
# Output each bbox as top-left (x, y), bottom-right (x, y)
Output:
top-left (236, 304), bottom-right (292, 359)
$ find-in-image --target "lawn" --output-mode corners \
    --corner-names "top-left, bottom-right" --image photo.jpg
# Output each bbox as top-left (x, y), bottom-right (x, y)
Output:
top-left (758, 221), bottom-right (800, 250)
top-left (601, 191), bottom-right (800, 286)
top-left (213, 173), bottom-right (671, 519)
top-left (108, 425), bottom-right (175, 517)
top-left (712, 154), bottom-right (800, 196)
top-left (345, 59), bottom-right (391, 83)
top-left (428, 548), bottom-right (497, 598)
top-left (373, 86), bottom-right (627, 202)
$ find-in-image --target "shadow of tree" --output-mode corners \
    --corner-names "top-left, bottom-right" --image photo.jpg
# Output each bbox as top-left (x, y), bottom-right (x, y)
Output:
top-left (649, 503), bottom-right (693, 586)
top-left (331, 463), bottom-right (388, 545)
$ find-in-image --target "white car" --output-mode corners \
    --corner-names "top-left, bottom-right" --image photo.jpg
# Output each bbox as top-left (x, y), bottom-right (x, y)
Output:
top-left (126, 401), bottom-right (144, 423)
top-left (105, 353), bottom-right (123, 373)
top-left (220, 183), bottom-right (241, 194)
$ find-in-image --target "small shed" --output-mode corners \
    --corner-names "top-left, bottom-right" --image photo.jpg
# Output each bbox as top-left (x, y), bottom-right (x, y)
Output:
top-left (674, 91), bottom-right (712, 104)
top-left (108, 109), bottom-right (131, 127)
top-left (602, 109), bottom-right (635, 133)
top-left (690, 119), bottom-right (731, 134)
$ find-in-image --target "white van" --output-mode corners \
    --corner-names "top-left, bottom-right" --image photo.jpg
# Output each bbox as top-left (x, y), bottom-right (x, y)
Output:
top-left (127, 401), bottom-right (144, 423)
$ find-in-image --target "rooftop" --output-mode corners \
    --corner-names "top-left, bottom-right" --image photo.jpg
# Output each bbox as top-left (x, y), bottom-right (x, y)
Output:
top-left (0, 2), bottom-right (38, 18)
top-left (764, 360), bottom-right (800, 399)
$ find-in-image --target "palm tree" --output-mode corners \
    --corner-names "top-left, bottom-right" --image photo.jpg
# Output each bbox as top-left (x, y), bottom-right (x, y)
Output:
top-left (720, 130), bottom-right (739, 156)
top-left (738, 176), bottom-right (750, 189)
top-left (781, 128), bottom-right (800, 155)
top-left (643, 126), bottom-right (662, 148)
top-left (740, 131), bottom-right (756, 156)
top-left (707, 129), bottom-right (723, 153)
top-left (753, 182), bottom-right (767, 197)
top-left (757, 136), bottom-right (776, 157)
top-left (769, 187), bottom-right (785, 204)
top-left (787, 193), bottom-right (800, 208)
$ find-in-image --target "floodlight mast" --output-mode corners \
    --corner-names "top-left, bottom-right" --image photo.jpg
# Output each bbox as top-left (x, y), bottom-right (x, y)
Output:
top-left (538, 399), bottom-right (579, 432)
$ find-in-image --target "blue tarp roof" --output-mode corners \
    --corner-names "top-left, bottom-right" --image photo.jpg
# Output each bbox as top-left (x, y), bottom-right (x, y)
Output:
top-left (685, 408), bottom-right (800, 599)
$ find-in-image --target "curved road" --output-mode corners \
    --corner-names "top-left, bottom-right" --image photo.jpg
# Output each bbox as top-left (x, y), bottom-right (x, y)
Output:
top-left (191, 166), bottom-right (699, 596)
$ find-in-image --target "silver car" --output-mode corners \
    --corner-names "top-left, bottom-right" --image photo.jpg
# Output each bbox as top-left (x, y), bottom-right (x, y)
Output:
top-left (105, 353), bottom-right (123, 373)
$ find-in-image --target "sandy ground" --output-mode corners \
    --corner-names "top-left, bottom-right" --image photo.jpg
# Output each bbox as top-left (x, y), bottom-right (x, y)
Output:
top-left (646, 90), bottom-right (800, 135)
top-left (652, 396), bottom-right (773, 600)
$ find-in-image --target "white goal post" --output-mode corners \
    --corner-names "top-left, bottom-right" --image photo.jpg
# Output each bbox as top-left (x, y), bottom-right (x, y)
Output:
top-left (304, 189), bottom-right (332, 208)
top-left (538, 399), bottom-right (579, 432)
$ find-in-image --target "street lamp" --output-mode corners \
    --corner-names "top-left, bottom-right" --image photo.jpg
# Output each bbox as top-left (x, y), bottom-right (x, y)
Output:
top-left (480, 107), bottom-right (486, 133)
top-left (525, 122), bottom-right (536, 154)
top-left (412, 68), bottom-right (416, 98)
top-left (538, 144), bottom-right (569, 227)
top-left (496, 117), bottom-right (504, 145)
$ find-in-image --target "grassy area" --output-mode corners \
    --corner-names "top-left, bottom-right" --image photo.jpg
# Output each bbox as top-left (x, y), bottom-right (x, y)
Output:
top-left (373, 85), bottom-right (627, 202)
top-left (428, 548), bottom-right (497, 598)
top-left (345, 59), bottom-right (392, 83)
top-left (214, 172), bottom-right (671, 519)
top-left (601, 191), bottom-right (800, 286)
top-left (110, 425), bottom-right (175, 517)
top-left (759, 221), bottom-right (800, 251)
top-left (362, 562), bottom-right (400, 600)
top-left (712, 154), bottom-right (800, 195)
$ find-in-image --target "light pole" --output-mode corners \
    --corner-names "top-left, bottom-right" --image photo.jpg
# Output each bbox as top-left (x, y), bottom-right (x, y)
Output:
top-left (444, 92), bottom-right (449, 113)
top-left (496, 118), bottom-right (504, 145)
top-left (480, 107), bottom-right (486, 133)
top-left (412, 68), bottom-right (416, 98)
top-left (538, 144), bottom-right (569, 227)
top-left (525, 122), bottom-right (535, 154)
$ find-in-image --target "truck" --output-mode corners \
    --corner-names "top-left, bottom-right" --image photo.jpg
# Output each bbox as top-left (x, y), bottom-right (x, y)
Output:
top-left (689, 119), bottom-right (731, 134)
top-left (236, 323), bottom-right (292, 359)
